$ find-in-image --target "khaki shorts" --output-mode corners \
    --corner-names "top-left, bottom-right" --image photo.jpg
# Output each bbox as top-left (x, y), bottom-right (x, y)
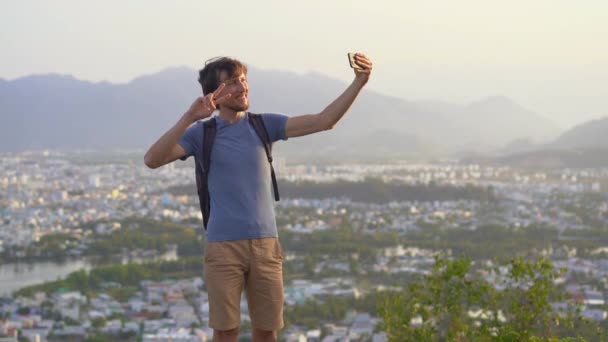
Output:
top-left (203, 237), bottom-right (284, 331)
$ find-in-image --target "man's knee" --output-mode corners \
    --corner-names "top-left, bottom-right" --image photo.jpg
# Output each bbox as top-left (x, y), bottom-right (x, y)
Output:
top-left (252, 328), bottom-right (276, 341)
top-left (214, 327), bottom-right (240, 340)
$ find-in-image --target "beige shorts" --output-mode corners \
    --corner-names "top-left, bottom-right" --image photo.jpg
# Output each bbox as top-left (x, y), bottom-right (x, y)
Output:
top-left (203, 237), bottom-right (284, 331)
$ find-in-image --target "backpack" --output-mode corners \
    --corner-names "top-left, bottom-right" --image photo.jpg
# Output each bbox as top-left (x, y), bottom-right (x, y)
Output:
top-left (195, 112), bottom-right (280, 230)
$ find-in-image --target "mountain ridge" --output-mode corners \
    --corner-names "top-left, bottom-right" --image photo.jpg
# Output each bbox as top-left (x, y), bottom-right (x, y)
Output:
top-left (0, 67), bottom-right (561, 161)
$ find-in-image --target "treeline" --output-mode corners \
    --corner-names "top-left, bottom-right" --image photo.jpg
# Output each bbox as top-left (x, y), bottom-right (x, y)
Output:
top-left (279, 224), bottom-right (563, 265)
top-left (167, 178), bottom-right (496, 203)
top-left (16, 257), bottom-right (204, 297)
top-left (280, 227), bottom-right (400, 262)
top-left (86, 218), bottom-right (202, 258)
top-left (402, 224), bottom-right (560, 260)
top-left (400, 222), bottom-right (608, 261)
top-left (281, 179), bottom-right (496, 203)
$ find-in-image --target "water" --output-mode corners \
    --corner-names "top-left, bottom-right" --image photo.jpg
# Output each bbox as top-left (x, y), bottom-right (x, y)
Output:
top-left (0, 247), bottom-right (179, 296)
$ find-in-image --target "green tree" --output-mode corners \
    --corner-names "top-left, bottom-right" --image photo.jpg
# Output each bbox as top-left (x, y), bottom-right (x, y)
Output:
top-left (378, 256), bottom-right (594, 341)
top-left (91, 316), bottom-right (107, 328)
top-left (16, 307), bottom-right (30, 315)
top-left (83, 335), bottom-right (115, 342)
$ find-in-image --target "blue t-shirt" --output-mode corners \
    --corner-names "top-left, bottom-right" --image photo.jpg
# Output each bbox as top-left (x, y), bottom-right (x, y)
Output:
top-left (178, 112), bottom-right (289, 242)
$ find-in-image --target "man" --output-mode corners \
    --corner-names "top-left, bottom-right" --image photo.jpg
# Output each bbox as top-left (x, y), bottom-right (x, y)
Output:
top-left (144, 53), bottom-right (372, 342)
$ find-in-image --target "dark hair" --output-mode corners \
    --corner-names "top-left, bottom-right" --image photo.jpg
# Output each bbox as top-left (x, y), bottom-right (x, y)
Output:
top-left (198, 57), bottom-right (248, 95)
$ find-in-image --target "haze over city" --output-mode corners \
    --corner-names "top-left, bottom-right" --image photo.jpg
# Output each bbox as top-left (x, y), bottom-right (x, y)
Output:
top-left (2, 0), bottom-right (607, 128)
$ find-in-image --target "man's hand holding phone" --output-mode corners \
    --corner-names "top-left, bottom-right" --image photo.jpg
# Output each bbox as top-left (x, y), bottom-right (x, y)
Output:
top-left (348, 52), bottom-right (372, 86)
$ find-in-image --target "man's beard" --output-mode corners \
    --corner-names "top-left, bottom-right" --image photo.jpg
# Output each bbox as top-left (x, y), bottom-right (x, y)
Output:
top-left (223, 100), bottom-right (249, 112)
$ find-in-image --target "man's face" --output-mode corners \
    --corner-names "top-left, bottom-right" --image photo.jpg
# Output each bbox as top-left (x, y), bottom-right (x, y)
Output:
top-left (218, 71), bottom-right (249, 112)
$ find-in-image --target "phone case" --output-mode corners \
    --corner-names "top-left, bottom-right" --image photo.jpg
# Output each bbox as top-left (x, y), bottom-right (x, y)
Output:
top-left (348, 53), bottom-right (362, 69)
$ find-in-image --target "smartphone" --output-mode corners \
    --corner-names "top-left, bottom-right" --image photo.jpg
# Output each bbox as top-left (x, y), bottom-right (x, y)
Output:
top-left (348, 52), bottom-right (363, 70)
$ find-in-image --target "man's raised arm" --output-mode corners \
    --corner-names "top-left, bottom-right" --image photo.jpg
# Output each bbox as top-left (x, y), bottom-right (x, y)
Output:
top-left (144, 84), bottom-right (231, 169)
top-left (285, 52), bottom-right (373, 138)
top-left (143, 114), bottom-right (191, 169)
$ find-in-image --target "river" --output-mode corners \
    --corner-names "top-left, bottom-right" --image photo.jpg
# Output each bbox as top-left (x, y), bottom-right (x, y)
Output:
top-left (0, 247), bottom-right (179, 296)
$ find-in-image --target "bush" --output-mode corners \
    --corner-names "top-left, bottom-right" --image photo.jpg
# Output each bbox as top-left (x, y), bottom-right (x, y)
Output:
top-left (379, 256), bottom-right (596, 341)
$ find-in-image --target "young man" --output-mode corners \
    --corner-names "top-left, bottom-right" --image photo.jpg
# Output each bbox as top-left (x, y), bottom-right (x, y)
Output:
top-left (144, 53), bottom-right (372, 342)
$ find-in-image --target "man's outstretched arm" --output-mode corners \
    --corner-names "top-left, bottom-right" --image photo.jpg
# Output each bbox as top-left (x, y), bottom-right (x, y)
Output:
top-left (285, 52), bottom-right (372, 138)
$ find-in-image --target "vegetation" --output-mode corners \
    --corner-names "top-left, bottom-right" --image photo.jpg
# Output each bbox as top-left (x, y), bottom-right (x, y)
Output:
top-left (86, 218), bottom-right (202, 258)
top-left (280, 226), bottom-right (399, 262)
top-left (281, 178), bottom-right (496, 203)
top-left (284, 292), bottom-right (382, 330)
top-left (35, 233), bottom-right (79, 256)
top-left (167, 178), bottom-right (496, 203)
top-left (378, 256), bottom-right (601, 341)
top-left (401, 223), bottom-right (560, 261)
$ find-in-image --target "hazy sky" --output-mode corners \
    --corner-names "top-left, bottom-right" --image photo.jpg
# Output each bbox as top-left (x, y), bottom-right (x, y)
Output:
top-left (2, 0), bottom-right (606, 128)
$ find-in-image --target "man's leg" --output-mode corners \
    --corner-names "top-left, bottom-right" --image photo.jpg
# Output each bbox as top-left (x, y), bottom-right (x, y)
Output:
top-left (246, 238), bottom-right (285, 339)
top-left (204, 241), bottom-right (249, 339)
top-left (214, 327), bottom-right (240, 342)
top-left (252, 328), bottom-right (277, 342)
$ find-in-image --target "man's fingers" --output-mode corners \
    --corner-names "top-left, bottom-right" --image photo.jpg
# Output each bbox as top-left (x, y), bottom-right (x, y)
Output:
top-left (200, 95), bottom-right (216, 110)
top-left (214, 93), bottom-right (232, 104)
top-left (213, 83), bottom-right (226, 97)
top-left (355, 60), bottom-right (372, 69)
top-left (354, 53), bottom-right (373, 70)
top-left (355, 56), bottom-right (372, 68)
top-left (355, 52), bottom-right (369, 59)
top-left (355, 60), bottom-right (372, 70)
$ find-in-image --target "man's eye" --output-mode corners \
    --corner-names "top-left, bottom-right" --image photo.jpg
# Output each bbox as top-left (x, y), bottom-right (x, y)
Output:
top-left (226, 78), bottom-right (246, 85)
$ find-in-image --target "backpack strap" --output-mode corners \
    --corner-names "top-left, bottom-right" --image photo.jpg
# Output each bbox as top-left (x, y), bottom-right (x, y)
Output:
top-left (248, 113), bottom-right (280, 201)
top-left (195, 118), bottom-right (217, 229)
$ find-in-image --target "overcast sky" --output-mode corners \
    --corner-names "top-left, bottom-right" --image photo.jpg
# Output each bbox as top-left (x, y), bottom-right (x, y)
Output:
top-left (2, 0), bottom-right (606, 128)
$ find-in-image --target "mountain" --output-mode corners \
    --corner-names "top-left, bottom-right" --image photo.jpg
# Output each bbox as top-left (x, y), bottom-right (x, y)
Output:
top-left (0, 68), bottom-right (198, 152)
top-left (458, 117), bottom-right (608, 169)
top-left (499, 138), bottom-right (540, 155)
top-left (552, 117), bottom-right (608, 149)
top-left (0, 67), bottom-right (559, 161)
top-left (451, 96), bottom-right (558, 146)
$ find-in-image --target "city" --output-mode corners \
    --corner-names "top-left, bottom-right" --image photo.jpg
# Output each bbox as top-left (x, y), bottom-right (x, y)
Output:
top-left (2, 150), bottom-right (608, 341)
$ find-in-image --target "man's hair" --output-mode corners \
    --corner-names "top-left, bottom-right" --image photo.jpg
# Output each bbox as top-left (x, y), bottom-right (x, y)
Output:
top-left (198, 57), bottom-right (248, 95)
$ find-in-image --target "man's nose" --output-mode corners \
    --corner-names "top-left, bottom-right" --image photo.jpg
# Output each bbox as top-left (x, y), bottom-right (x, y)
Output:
top-left (237, 80), bottom-right (247, 91)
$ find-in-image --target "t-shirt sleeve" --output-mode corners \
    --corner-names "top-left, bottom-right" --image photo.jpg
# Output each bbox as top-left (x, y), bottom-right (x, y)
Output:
top-left (178, 121), bottom-right (204, 161)
top-left (261, 113), bottom-right (289, 142)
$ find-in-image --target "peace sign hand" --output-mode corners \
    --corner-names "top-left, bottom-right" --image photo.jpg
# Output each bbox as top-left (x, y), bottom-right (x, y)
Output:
top-left (186, 83), bottom-right (232, 122)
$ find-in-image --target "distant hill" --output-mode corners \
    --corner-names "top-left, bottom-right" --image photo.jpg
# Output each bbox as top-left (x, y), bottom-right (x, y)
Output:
top-left (459, 116), bottom-right (608, 168)
top-left (496, 138), bottom-right (541, 156)
top-left (552, 117), bottom-right (608, 149)
top-left (454, 96), bottom-right (557, 146)
top-left (0, 67), bottom-right (559, 161)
